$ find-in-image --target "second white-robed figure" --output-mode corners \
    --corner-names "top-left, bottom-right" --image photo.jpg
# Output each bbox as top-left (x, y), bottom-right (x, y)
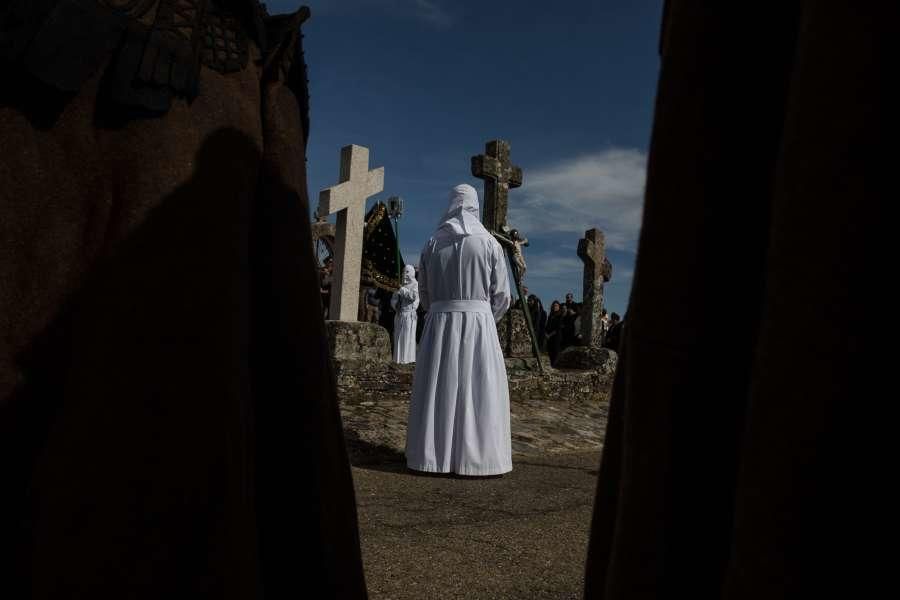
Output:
top-left (391, 265), bottom-right (419, 364)
top-left (406, 183), bottom-right (512, 476)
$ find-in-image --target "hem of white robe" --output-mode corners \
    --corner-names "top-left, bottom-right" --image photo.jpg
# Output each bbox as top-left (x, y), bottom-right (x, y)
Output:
top-left (406, 461), bottom-right (512, 476)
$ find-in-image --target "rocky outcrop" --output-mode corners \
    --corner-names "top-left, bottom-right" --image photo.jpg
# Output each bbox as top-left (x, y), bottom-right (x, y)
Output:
top-left (554, 346), bottom-right (618, 375)
top-left (325, 320), bottom-right (391, 364)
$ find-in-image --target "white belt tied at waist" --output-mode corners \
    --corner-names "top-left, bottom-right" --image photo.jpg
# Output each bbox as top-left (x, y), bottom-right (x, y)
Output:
top-left (429, 299), bottom-right (492, 315)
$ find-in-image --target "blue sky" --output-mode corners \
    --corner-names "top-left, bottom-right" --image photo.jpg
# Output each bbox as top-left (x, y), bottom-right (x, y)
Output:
top-left (267, 0), bottom-right (663, 315)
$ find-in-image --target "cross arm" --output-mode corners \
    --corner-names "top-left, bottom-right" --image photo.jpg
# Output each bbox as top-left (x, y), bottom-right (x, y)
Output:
top-left (602, 257), bottom-right (613, 282)
top-left (367, 167), bottom-right (385, 197)
top-left (318, 181), bottom-right (354, 214)
top-left (508, 165), bottom-right (523, 188)
top-left (471, 154), bottom-right (500, 180)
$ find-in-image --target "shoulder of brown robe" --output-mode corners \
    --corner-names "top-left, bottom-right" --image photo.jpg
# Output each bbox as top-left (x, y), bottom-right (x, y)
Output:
top-left (0, 2), bottom-right (367, 598)
top-left (584, 3), bottom-right (890, 599)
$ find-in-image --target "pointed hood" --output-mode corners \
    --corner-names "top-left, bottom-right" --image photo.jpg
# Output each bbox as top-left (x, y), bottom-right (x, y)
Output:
top-left (434, 184), bottom-right (492, 239)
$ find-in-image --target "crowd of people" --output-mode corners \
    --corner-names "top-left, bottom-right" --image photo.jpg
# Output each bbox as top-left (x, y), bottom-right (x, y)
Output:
top-left (521, 287), bottom-right (623, 366)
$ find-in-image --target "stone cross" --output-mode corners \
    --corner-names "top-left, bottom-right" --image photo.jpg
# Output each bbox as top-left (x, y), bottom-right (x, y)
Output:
top-left (471, 140), bottom-right (523, 231)
top-left (577, 228), bottom-right (613, 347)
top-left (317, 144), bottom-right (384, 321)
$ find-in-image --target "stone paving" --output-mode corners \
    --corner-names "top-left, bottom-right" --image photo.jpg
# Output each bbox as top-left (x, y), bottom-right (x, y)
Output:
top-left (352, 451), bottom-right (603, 599)
top-left (341, 363), bottom-right (613, 599)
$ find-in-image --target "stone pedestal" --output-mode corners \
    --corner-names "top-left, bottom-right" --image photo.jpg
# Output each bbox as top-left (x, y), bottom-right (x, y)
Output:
top-left (496, 306), bottom-right (533, 358)
top-left (504, 355), bottom-right (551, 373)
top-left (554, 345), bottom-right (618, 374)
top-left (324, 320), bottom-right (391, 366)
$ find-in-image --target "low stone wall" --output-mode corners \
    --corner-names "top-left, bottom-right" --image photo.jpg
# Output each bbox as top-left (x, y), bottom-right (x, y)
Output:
top-left (332, 359), bottom-right (415, 406)
top-left (325, 320), bottom-right (392, 363)
top-left (507, 364), bottom-right (614, 404)
top-left (326, 319), bottom-right (618, 462)
top-left (327, 318), bottom-right (618, 407)
top-left (333, 353), bottom-right (616, 408)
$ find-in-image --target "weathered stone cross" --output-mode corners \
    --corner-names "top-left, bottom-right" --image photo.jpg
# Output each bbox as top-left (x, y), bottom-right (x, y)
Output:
top-left (471, 140), bottom-right (523, 231)
top-left (577, 228), bottom-right (613, 347)
top-left (317, 144), bottom-right (384, 321)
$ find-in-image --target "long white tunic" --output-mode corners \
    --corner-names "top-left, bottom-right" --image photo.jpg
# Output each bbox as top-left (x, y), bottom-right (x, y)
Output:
top-left (406, 185), bottom-right (512, 476)
top-left (391, 266), bottom-right (419, 364)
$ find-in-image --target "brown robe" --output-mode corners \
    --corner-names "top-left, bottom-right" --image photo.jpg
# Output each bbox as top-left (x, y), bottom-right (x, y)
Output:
top-left (585, 2), bottom-right (890, 598)
top-left (1, 2), bottom-right (366, 597)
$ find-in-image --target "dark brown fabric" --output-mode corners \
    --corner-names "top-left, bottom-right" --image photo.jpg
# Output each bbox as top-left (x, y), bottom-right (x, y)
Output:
top-left (585, 3), bottom-right (891, 598)
top-left (1, 4), bottom-right (367, 598)
top-left (0, 0), bottom-right (272, 113)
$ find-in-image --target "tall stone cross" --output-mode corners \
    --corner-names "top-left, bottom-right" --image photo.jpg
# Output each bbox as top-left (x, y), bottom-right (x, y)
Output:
top-left (471, 140), bottom-right (523, 231)
top-left (577, 228), bottom-right (613, 347)
top-left (317, 144), bottom-right (384, 321)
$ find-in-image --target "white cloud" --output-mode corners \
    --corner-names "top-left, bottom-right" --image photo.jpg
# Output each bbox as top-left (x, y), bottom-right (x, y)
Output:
top-left (515, 250), bottom-right (634, 304)
top-left (521, 252), bottom-right (633, 282)
top-left (615, 267), bottom-right (634, 282)
top-left (524, 253), bottom-right (582, 278)
top-left (515, 252), bottom-right (581, 300)
top-left (509, 148), bottom-right (647, 252)
top-left (413, 0), bottom-right (454, 28)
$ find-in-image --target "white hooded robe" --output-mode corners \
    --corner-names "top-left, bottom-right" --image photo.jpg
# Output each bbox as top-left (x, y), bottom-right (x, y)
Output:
top-left (391, 265), bottom-right (419, 364)
top-left (405, 184), bottom-right (512, 476)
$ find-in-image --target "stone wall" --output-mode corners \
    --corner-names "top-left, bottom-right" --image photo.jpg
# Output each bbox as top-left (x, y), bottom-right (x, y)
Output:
top-left (507, 363), bottom-right (615, 404)
top-left (325, 320), bottom-right (391, 363)
top-left (333, 353), bottom-right (617, 464)
top-left (332, 359), bottom-right (415, 405)
top-left (332, 349), bottom-right (617, 407)
top-left (326, 319), bottom-right (618, 463)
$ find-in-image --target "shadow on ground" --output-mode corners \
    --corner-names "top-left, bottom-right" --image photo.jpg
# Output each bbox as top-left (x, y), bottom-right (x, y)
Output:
top-left (344, 433), bottom-right (406, 472)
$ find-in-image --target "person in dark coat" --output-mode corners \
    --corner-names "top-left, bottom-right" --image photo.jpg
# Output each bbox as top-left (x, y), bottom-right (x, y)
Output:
top-left (602, 312), bottom-right (624, 352)
top-left (527, 294), bottom-right (547, 351)
top-left (319, 257), bottom-right (334, 319)
top-left (561, 303), bottom-right (580, 350)
top-left (544, 300), bottom-right (564, 366)
top-left (0, 3), bottom-right (366, 598)
top-left (377, 287), bottom-right (396, 338)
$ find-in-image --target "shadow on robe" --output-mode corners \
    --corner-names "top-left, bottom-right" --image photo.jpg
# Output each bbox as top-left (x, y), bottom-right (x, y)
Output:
top-left (1, 124), bottom-right (367, 598)
top-left (584, 2), bottom-right (890, 598)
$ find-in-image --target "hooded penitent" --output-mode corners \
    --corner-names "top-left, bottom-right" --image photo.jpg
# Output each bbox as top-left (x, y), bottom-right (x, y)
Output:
top-left (391, 265), bottom-right (419, 364)
top-left (433, 183), bottom-right (492, 239)
top-left (405, 184), bottom-right (512, 476)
